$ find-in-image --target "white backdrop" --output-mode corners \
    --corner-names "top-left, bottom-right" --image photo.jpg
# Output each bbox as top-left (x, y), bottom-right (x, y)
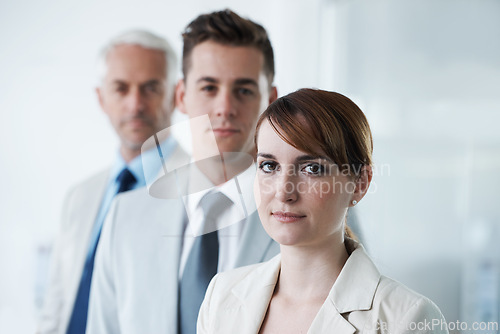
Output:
top-left (1, 0), bottom-right (499, 332)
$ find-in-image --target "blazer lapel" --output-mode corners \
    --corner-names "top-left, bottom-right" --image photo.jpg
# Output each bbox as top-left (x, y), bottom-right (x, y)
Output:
top-left (62, 170), bottom-right (109, 331)
top-left (156, 197), bottom-right (186, 331)
top-left (229, 255), bottom-right (281, 334)
top-left (148, 149), bottom-right (191, 332)
top-left (80, 170), bottom-right (109, 237)
top-left (309, 300), bottom-right (356, 334)
top-left (156, 154), bottom-right (196, 331)
top-left (330, 240), bottom-right (381, 313)
top-left (309, 239), bottom-right (381, 334)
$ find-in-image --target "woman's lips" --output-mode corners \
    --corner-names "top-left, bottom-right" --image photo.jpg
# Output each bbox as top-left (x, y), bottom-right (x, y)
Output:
top-left (272, 211), bottom-right (306, 223)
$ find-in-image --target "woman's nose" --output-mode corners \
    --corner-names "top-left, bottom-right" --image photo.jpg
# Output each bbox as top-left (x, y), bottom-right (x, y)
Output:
top-left (274, 168), bottom-right (299, 203)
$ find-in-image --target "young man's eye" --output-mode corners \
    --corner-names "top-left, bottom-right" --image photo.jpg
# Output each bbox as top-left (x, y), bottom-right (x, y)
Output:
top-left (201, 85), bottom-right (217, 93)
top-left (237, 87), bottom-right (254, 96)
top-left (259, 161), bottom-right (278, 173)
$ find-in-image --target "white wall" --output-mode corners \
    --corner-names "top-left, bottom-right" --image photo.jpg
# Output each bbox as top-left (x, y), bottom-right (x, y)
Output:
top-left (0, 0), bottom-right (499, 332)
top-left (320, 0), bottom-right (500, 329)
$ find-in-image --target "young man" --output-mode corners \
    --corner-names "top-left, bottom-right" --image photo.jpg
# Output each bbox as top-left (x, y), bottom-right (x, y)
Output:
top-left (37, 30), bottom-right (186, 334)
top-left (87, 10), bottom-right (279, 334)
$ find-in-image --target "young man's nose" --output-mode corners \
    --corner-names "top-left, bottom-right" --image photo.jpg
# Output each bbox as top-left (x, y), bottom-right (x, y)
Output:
top-left (214, 90), bottom-right (236, 118)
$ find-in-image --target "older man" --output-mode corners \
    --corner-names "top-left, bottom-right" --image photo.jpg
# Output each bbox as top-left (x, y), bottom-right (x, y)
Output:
top-left (37, 30), bottom-right (186, 334)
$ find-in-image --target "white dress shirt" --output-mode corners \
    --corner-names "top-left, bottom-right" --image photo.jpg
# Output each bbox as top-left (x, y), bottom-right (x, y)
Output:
top-left (179, 163), bottom-right (257, 277)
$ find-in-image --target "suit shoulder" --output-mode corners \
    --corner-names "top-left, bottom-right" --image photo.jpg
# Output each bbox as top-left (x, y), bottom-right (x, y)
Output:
top-left (67, 169), bottom-right (110, 195)
top-left (216, 262), bottom-right (265, 284)
top-left (212, 255), bottom-right (280, 294)
top-left (374, 275), bottom-right (446, 322)
top-left (61, 169), bottom-right (110, 215)
top-left (114, 186), bottom-right (152, 205)
top-left (377, 275), bottom-right (433, 305)
top-left (112, 186), bottom-right (177, 218)
top-left (106, 185), bottom-right (185, 244)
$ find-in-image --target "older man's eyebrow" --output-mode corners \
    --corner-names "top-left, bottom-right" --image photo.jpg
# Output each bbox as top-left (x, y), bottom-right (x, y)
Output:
top-left (137, 79), bottom-right (162, 87)
top-left (142, 79), bottom-right (162, 85)
top-left (111, 79), bottom-right (128, 86)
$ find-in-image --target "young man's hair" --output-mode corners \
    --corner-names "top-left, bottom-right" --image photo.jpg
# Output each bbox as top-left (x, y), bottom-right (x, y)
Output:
top-left (181, 9), bottom-right (275, 84)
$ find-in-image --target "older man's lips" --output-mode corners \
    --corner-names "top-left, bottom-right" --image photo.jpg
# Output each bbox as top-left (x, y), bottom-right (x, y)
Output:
top-left (127, 119), bottom-right (148, 128)
top-left (272, 211), bottom-right (306, 223)
top-left (212, 128), bottom-right (240, 137)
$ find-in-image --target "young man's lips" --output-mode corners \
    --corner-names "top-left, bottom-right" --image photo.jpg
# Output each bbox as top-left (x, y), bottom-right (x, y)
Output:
top-left (272, 211), bottom-right (306, 223)
top-left (213, 128), bottom-right (240, 137)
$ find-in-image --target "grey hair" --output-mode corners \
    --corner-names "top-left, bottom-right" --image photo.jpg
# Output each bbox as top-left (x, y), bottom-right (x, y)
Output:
top-left (96, 29), bottom-right (178, 103)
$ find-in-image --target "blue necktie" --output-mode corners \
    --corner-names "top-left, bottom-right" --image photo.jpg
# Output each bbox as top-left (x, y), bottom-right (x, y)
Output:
top-left (178, 191), bottom-right (232, 334)
top-left (66, 168), bottom-right (136, 334)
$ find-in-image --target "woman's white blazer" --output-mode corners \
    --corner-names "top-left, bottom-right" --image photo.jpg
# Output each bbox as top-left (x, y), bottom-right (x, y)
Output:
top-left (198, 240), bottom-right (448, 334)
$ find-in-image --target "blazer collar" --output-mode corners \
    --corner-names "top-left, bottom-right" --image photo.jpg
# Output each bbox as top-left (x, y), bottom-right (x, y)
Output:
top-left (309, 301), bottom-right (357, 334)
top-left (329, 238), bottom-right (381, 313)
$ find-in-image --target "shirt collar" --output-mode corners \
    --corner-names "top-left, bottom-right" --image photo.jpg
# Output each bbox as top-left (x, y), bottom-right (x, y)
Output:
top-left (141, 136), bottom-right (176, 187)
top-left (110, 136), bottom-right (176, 188)
top-left (186, 163), bottom-right (257, 219)
top-left (218, 163), bottom-right (256, 218)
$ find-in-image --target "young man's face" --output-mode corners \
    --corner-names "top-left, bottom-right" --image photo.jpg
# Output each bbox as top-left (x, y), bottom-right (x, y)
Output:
top-left (176, 41), bottom-right (277, 158)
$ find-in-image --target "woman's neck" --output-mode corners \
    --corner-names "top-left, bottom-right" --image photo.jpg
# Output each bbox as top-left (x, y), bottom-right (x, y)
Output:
top-left (277, 237), bottom-right (349, 303)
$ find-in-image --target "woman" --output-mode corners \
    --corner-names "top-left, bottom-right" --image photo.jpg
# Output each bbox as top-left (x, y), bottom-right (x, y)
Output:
top-left (198, 89), bottom-right (447, 334)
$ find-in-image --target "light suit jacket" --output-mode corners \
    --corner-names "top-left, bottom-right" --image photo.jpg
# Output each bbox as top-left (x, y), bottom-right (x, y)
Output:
top-left (37, 169), bottom-right (109, 334)
top-left (198, 241), bottom-right (448, 334)
top-left (37, 144), bottom-right (187, 334)
top-left (86, 171), bottom-right (280, 333)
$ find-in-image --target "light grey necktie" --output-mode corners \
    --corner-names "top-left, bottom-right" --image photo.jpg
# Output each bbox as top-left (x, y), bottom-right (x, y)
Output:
top-left (178, 191), bottom-right (233, 334)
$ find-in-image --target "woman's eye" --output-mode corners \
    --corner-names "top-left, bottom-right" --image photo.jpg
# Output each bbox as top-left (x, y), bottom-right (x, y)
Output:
top-left (259, 161), bottom-right (277, 173)
top-left (303, 163), bottom-right (324, 175)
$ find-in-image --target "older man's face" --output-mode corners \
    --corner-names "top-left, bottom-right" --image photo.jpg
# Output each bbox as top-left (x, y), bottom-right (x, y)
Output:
top-left (97, 44), bottom-right (171, 160)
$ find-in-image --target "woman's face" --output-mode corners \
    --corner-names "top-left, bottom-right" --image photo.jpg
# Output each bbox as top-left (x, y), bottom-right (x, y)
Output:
top-left (255, 119), bottom-right (356, 248)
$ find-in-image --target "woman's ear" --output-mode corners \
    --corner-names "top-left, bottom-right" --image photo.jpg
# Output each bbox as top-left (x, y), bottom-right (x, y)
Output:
top-left (350, 165), bottom-right (373, 206)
